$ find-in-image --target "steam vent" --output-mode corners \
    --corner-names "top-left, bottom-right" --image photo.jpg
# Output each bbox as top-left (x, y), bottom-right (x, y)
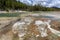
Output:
top-left (12, 15), bottom-right (60, 40)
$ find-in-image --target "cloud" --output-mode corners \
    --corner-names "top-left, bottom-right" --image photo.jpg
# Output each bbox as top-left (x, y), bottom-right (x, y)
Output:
top-left (20, 0), bottom-right (60, 8)
top-left (46, 0), bottom-right (60, 7)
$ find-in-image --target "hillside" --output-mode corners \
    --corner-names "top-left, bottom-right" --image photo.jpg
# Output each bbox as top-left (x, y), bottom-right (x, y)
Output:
top-left (0, 0), bottom-right (60, 11)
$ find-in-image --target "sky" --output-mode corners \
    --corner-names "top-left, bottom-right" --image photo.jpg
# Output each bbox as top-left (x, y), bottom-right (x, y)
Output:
top-left (19, 0), bottom-right (60, 8)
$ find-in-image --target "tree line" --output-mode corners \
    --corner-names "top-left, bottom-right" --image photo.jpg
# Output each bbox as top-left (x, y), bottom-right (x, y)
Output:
top-left (0, 0), bottom-right (60, 11)
top-left (0, 0), bottom-right (28, 10)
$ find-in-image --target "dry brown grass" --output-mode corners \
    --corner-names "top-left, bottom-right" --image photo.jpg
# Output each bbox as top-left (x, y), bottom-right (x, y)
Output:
top-left (51, 20), bottom-right (60, 31)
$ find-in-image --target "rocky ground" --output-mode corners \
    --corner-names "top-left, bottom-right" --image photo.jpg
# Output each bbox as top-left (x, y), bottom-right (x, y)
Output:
top-left (0, 12), bottom-right (60, 40)
top-left (12, 16), bottom-right (60, 40)
top-left (0, 17), bottom-right (20, 40)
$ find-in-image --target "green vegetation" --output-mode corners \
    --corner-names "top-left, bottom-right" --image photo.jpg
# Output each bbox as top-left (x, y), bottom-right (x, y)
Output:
top-left (0, 0), bottom-right (27, 10)
top-left (0, 13), bottom-right (20, 17)
top-left (0, 0), bottom-right (60, 11)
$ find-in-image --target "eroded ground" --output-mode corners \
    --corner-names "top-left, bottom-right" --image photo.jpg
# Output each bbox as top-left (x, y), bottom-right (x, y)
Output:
top-left (12, 15), bottom-right (60, 40)
top-left (0, 12), bottom-right (60, 40)
top-left (0, 17), bottom-right (20, 40)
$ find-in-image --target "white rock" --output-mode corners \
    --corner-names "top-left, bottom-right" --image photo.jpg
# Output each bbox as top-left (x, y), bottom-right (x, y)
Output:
top-left (12, 21), bottom-right (26, 34)
top-left (24, 17), bottom-right (33, 25)
top-left (36, 35), bottom-right (39, 37)
top-left (18, 33), bottom-right (25, 37)
top-left (35, 20), bottom-right (43, 26)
